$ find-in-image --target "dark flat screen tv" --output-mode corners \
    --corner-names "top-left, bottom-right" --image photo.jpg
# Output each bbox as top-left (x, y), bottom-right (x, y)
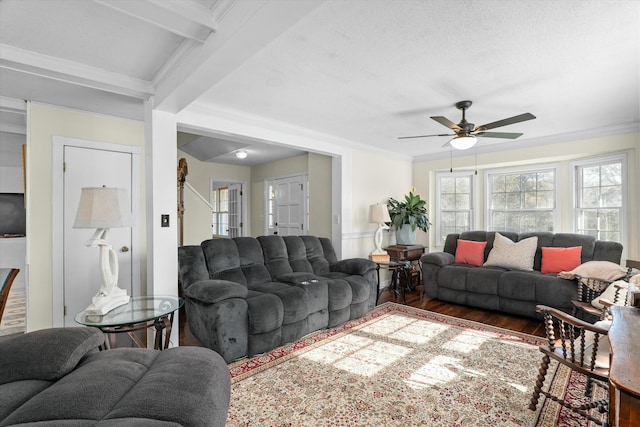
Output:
top-left (0, 193), bottom-right (26, 236)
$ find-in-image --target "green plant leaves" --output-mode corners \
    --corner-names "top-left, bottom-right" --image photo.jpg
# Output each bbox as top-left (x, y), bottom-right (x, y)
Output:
top-left (387, 190), bottom-right (430, 232)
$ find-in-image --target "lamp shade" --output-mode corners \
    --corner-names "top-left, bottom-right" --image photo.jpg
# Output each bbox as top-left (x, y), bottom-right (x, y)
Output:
top-left (73, 187), bottom-right (131, 229)
top-left (450, 135), bottom-right (477, 150)
top-left (369, 204), bottom-right (391, 224)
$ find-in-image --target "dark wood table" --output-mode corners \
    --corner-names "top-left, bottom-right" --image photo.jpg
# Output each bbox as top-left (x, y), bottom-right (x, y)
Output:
top-left (384, 244), bottom-right (426, 262)
top-left (375, 260), bottom-right (413, 304)
top-left (608, 306), bottom-right (640, 427)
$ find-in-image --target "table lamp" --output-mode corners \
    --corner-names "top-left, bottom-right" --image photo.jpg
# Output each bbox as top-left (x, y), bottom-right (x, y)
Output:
top-left (73, 186), bottom-right (131, 315)
top-left (369, 203), bottom-right (391, 255)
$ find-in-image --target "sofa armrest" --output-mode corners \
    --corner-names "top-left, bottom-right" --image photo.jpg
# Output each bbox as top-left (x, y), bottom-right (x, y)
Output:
top-left (331, 258), bottom-right (377, 275)
top-left (184, 280), bottom-right (248, 304)
top-left (276, 272), bottom-right (321, 285)
top-left (421, 252), bottom-right (455, 267)
top-left (0, 327), bottom-right (104, 385)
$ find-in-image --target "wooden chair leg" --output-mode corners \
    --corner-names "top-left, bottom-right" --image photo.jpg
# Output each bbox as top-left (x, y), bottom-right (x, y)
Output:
top-left (585, 376), bottom-right (594, 398)
top-left (529, 354), bottom-right (550, 410)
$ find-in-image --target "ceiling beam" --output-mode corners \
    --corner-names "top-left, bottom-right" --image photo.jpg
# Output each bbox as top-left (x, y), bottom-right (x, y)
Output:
top-left (153, 0), bottom-right (324, 113)
top-left (0, 96), bottom-right (26, 114)
top-left (94, 0), bottom-right (217, 43)
top-left (0, 44), bottom-right (154, 99)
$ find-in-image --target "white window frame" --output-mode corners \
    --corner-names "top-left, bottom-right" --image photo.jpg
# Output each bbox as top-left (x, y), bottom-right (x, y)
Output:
top-left (435, 170), bottom-right (475, 247)
top-left (484, 164), bottom-right (560, 233)
top-left (570, 153), bottom-right (627, 247)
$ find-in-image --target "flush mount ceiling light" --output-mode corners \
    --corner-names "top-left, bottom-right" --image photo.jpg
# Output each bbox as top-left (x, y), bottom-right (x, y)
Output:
top-left (235, 150), bottom-right (248, 159)
top-left (449, 135), bottom-right (477, 150)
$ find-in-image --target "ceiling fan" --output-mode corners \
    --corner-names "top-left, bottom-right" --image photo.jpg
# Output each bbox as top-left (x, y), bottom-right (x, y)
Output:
top-left (399, 100), bottom-right (536, 150)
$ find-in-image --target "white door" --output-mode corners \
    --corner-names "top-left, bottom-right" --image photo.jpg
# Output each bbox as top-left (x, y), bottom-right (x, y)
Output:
top-left (227, 183), bottom-right (243, 238)
top-left (53, 138), bottom-right (139, 327)
top-left (272, 175), bottom-right (306, 236)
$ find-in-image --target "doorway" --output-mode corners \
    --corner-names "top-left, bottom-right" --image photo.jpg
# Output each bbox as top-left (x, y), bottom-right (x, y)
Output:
top-left (52, 137), bottom-right (141, 327)
top-left (265, 174), bottom-right (308, 236)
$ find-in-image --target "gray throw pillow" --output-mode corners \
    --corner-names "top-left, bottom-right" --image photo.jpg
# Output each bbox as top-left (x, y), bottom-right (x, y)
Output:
top-left (0, 327), bottom-right (104, 385)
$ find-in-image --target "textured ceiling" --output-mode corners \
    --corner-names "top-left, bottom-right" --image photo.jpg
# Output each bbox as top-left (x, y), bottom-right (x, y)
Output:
top-left (1, 0), bottom-right (638, 163)
top-left (197, 0), bottom-right (639, 158)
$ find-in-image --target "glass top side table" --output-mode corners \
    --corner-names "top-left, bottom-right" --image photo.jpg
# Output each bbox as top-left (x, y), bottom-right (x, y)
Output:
top-left (75, 295), bottom-right (183, 350)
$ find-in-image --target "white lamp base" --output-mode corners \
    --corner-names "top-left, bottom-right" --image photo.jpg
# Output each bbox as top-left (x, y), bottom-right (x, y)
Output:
top-left (84, 287), bottom-right (130, 315)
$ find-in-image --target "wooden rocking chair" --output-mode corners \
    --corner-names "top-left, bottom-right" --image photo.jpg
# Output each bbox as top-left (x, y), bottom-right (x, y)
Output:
top-left (529, 304), bottom-right (610, 426)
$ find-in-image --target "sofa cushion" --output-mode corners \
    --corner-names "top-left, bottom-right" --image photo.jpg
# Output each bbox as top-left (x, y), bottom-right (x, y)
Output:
top-left (484, 232), bottom-right (538, 271)
top-left (454, 239), bottom-right (487, 266)
top-left (250, 282), bottom-right (309, 324)
top-left (591, 280), bottom-right (629, 309)
top-left (541, 246), bottom-right (582, 274)
top-left (0, 328), bottom-right (104, 385)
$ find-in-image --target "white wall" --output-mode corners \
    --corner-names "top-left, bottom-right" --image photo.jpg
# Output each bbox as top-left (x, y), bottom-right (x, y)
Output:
top-left (413, 131), bottom-right (640, 260)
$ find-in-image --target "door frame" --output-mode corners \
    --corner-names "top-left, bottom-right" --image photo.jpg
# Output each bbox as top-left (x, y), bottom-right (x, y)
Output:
top-left (51, 136), bottom-right (141, 327)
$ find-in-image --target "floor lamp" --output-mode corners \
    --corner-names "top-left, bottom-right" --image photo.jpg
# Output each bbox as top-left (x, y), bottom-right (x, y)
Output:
top-left (74, 186), bottom-right (131, 315)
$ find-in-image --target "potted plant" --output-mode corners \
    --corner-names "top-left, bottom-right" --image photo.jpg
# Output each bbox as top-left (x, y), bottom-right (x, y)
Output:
top-left (387, 189), bottom-right (431, 244)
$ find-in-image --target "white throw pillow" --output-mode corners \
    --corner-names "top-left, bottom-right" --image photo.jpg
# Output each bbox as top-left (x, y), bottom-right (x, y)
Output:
top-left (483, 232), bottom-right (538, 271)
top-left (591, 280), bottom-right (629, 309)
top-left (558, 260), bottom-right (627, 282)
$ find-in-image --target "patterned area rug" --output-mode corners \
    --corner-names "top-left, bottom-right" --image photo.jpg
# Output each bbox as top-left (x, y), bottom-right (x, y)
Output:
top-left (0, 288), bottom-right (26, 336)
top-left (535, 363), bottom-right (607, 427)
top-left (228, 302), bottom-right (607, 426)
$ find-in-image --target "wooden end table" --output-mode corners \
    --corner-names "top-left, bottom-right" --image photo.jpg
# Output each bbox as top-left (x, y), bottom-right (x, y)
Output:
top-left (375, 260), bottom-right (412, 304)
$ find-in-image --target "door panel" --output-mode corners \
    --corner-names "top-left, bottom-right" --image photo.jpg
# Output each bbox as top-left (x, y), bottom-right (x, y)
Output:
top-left (228, 184), bottom-right (242, 238)
top-left (63, 146), bottom-right (133, 326)
top-left (273, 175), bottom-right (306, 236)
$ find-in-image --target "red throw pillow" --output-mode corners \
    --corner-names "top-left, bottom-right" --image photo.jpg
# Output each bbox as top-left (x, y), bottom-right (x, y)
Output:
top-left (541, 246), bottom-right (582, 274)
top-left (454, 240), bottom-right (487, 266)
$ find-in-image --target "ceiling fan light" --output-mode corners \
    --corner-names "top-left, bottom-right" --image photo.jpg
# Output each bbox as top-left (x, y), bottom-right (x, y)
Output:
top-left (449, 135), bottom-right (477, 150)
top-left (235, 150), bottom-right (248, 159)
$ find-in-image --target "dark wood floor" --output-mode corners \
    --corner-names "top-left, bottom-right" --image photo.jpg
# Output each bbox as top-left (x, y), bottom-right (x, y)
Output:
top-left (179, 286), bottom-right (545, 347)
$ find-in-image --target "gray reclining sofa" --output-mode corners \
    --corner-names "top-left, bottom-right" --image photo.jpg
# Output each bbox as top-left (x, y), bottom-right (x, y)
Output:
top-left (0, 327), bottom-right (230, 426)
top-left (178, 235), bottom-right (378, 363)
top-left (421, 231), bottom-right (623, 319)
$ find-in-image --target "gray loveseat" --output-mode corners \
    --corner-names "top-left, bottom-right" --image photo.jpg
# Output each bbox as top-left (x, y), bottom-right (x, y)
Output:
top-left (421, 231), bottom-right (623, 319)
top-left (0, 327), bottom-right (230, 426)
top-left (178, 235), bottom-right (377, 362)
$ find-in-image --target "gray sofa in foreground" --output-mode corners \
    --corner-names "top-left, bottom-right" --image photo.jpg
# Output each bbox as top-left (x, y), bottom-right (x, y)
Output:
top-left (0, 328), bottom-right (230, 426)
top-left (178, 235), bottom-right (378, 362)
top-left (421, 231), bottom-right (623, 319)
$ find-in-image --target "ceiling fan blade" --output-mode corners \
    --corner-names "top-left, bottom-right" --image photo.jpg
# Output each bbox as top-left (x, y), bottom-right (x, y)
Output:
top-left (475, 131), bottom-right (523, 139)
top-left (430, 116), bottom-right (462, 131)
top-left (475, 113), bottom-right (536, 131)
top-left (398, 133), bottom-right (454, 139)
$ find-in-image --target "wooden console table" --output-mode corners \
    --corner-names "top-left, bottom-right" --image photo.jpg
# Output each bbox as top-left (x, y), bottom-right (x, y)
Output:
top-left (608, 306), bottom-right (640, 427)
top-left (384, 244), bottom-right (426, 262)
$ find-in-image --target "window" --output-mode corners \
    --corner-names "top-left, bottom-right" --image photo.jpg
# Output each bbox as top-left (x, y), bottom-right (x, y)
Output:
top-left (436, 172), bottom-right (474, 246)
top-left (486, 168), bottom-right (556, 233)
top-left (211, 187), bottom-right (229, 237)
top-left (574, 155), bottom-right (625, 243)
